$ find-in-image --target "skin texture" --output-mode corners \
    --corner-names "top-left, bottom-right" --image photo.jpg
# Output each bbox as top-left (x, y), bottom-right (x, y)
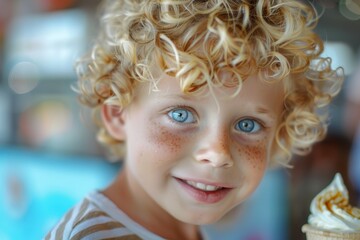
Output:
top-left (102, 73), bottom-right (284, 240)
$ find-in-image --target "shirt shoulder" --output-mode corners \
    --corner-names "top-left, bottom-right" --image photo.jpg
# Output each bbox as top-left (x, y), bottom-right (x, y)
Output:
top-left (44, 195), bottom-right (142, 240)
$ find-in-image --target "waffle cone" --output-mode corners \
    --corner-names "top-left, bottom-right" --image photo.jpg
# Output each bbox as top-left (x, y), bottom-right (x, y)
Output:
top-left (302, 224), bottom-right (360, 240)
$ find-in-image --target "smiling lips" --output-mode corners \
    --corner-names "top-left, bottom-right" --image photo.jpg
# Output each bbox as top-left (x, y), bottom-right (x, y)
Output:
top-left (184, 180), bottom-right (223, 191)
top-left (175, 178), bottom-right (233, 204)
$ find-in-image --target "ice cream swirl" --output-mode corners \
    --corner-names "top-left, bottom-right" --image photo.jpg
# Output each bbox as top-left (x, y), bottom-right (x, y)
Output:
top-left (308, 173), bottom-right (360, 231)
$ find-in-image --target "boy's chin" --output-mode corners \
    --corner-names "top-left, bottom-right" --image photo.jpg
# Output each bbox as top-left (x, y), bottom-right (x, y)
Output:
top-left (173, 209), bottom-right (232, 225)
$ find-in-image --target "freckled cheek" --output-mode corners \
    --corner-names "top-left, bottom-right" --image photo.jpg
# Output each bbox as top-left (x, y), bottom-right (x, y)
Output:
top-left (147, 122), bottom-right (190, 154)
top-left (235, 139), bottom-right (268, 171)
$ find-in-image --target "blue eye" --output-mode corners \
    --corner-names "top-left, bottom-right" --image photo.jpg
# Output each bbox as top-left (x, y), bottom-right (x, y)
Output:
top-left (168, 109), bottom-right (195, 123)
top-left (235, 119), bottom-right (261, 133)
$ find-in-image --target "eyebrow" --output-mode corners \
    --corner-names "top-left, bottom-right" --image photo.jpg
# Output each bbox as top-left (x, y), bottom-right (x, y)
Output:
top-left (156, 93), bottom-right (197, 101)
top-left (255, 106), bottom-right (271, 114)
top-left (252, 106), bottom-right (278, 123)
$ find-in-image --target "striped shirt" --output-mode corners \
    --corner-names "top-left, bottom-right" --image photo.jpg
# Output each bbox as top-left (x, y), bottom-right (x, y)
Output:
top-left (44, 192), bottom-right (167, 240)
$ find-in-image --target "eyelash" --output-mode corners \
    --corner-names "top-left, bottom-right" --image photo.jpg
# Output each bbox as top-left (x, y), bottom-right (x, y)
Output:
top-left (234, 118), bottom-right (264, 134)
top-left (166, 106), bottom-right (197, 124)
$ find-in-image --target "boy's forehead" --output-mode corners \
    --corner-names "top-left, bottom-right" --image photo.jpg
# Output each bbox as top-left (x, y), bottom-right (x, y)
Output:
top-left (139, 71), bottom-right (284, 100)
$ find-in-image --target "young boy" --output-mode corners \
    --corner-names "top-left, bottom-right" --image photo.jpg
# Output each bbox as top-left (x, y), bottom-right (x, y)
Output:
top-left (45, 0), bottom-right (343, 239)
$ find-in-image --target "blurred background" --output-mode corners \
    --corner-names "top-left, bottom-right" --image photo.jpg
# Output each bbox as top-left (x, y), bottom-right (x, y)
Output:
top-left (0, 0), bottom-right (359, 239)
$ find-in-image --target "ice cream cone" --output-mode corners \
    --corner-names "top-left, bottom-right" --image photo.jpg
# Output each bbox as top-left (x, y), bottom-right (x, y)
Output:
top-left (302, 224), bottom-right (360, 240)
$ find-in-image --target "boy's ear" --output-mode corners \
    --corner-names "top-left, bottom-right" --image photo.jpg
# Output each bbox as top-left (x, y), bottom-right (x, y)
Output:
top-left (101, 104), bottom-right (126, 140)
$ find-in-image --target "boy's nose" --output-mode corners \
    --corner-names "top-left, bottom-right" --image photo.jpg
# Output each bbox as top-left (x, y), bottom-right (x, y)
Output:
top-left (193, 130), bottom-right (234, 168)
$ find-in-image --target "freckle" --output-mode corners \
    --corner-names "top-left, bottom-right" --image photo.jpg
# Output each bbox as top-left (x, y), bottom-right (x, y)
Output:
top-left (149, 122), bottom-right (183, 153)
top-left (239, 140), bottom-right (267, 169)
top-left (221, 133), bottom-right (228, 151)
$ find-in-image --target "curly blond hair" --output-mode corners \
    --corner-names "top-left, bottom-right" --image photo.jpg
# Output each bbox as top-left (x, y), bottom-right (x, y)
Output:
top-left (75, 0), bottom-right (343, 166)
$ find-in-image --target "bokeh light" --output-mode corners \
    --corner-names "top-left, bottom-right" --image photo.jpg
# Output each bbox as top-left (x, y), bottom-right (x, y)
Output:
top-left (8, 61), bottom-right (39, 94)
top-left (339, 0), bottom-right (360, 21)
top-left (18, 100), bottom-right (73, 147)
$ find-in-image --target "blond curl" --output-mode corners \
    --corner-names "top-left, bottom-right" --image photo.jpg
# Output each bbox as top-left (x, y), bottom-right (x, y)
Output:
top-left (74, 0), bottom-right (344, 165)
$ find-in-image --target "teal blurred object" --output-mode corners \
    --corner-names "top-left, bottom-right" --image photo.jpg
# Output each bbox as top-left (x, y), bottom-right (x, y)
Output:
top-left (0, 147), bottom-right (120, 240)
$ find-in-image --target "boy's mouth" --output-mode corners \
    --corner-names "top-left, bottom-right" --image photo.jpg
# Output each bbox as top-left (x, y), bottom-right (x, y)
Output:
top-left (174, 177), bottom-right (233, 204)
top-left (183, 180), bottom-right (223, 191)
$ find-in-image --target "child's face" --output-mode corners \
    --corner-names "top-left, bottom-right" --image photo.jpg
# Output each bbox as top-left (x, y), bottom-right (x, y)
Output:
top-left (110, 72), bottom-right (284, 224)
